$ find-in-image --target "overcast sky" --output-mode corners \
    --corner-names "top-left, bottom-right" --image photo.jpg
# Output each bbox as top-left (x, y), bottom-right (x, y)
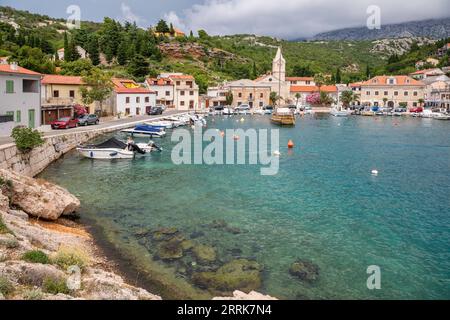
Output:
top-left (3, 0), bottom-right (450, 39)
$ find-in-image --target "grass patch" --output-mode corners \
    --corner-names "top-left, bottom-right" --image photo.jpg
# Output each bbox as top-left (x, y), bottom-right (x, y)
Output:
top-left (23, 288), bottom-right (44, 300)
top-left (52, 246), bottom-right (90, 271)
top-left (0, 216), bottom-right (9, 234)
top-left (22, 250), bottom-right (50, 264)
top-left (0, 276), bottom-right (14, 297)
top-left (42, 277), bottom-right (70, 295)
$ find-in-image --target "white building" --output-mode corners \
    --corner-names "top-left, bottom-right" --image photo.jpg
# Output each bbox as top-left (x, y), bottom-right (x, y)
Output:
top-left (0, 63), bottom-right (41, 136)
top-left (146, 73), bottom-right (200, 111)
top-left (112, 79), bottom-right (156, 116)
top-left (57, 46), bottom-right (88, 61)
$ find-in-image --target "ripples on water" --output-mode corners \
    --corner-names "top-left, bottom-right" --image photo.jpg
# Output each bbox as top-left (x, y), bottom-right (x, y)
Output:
top-left (39, 115), bottom-right (450, 299)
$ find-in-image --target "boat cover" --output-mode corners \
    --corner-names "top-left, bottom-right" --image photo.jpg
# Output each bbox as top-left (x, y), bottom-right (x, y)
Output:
top-left (91, 137), bottom-right (127, 149)
top-left (135, 125), bottom-right (162, 132)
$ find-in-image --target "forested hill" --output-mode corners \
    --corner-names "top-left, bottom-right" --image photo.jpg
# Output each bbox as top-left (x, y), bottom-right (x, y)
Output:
top-left (0, 6), bottom-right (449, 92)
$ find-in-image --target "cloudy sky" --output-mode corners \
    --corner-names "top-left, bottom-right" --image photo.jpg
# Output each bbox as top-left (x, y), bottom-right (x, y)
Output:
top-left (3, 0), bottom-right (450, 39)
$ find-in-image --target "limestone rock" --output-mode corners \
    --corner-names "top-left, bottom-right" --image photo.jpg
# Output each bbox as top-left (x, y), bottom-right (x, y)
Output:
top-left (213, 290), bottom-right (277, 300)
top-left (0, 169), bottom-right (80, 220)
top-left (193, 259), bottom-right (263, 293)
top-left (155, 238), bottom-right (184, 260)
top-left (80, 268), bottom-right (162, 300)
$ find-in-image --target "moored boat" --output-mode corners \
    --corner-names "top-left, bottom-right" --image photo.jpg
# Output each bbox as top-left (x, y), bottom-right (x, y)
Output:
top-left (76, 137), bottom-right (160, 159)
top-left (121, 124), bottom-right (166, 138)
top-left (271, 108), bottom-right (296, 126)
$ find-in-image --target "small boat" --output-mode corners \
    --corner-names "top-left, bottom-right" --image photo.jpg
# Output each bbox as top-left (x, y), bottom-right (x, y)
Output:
top-left (223, 107), bottom-right (234, 115)
top-left (146, 121), bottom-right (176, 129)
top-left (330, 107), bottom-right (351, 117)
top-left (433, 113), bottom-right (450, 120)
top-left (271, 108), bottom-right (296, 126)
top-left (77, 138), bottom-right (161, 159)
top-left (121, 124), bottom-right (166, 138)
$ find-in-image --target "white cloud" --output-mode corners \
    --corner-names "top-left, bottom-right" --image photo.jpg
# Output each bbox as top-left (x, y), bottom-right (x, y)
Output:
top-left (167, 0), bottom-right (450, 39)
top-left (120, 2), bottom-right (145, 25)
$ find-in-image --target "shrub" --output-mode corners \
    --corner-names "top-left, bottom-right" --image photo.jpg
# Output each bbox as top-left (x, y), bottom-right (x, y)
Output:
top-left (42, 277), bottom-right (70, 295)
top-left (0, 216), bottom-right (9, 234)
top-left (0, 276), bottom-right (14, 297)
top-left (22, 250), bottom-right (50, 264)
top-left (23, 288), bottom-right (44, 300)
top-left (11, 127), bottom-right (45, 152)
top-left (52, 246), bottom-right (90, 271)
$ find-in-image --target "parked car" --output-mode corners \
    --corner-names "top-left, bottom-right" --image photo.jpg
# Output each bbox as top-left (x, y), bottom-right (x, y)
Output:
top-left (409, 107), bottom-right (424, 113)
top-left (394, 108), bottom-right (407, 113)
top-left (50, 117), bottom-right (78, 129)
top-left (156, 104), bottom-right (167, 112)
top-left (147, 106), bottom-right (164, 115)
top-left (77, 114), bottom-right (99, 126)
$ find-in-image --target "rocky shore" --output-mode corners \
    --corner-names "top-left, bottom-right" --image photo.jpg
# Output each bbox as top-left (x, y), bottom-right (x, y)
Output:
top-left (0, 169), bottom-right (276, 301)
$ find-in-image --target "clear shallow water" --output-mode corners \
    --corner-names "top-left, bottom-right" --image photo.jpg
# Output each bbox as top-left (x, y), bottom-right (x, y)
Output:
top-left (39, 115), bottom-right (450, 299)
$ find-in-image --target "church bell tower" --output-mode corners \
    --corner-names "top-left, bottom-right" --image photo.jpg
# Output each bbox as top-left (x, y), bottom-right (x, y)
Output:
top-left (272, 47), bottom-right (286, 82)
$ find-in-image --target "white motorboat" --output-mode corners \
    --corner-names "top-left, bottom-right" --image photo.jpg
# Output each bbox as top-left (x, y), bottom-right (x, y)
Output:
top-left (330, 107), bottom-right (351, 117)
top-left (434, 113), bottom-right (450, 120)
top-left (146, 121), bottom-right (175, 129)
top-left (223, 107), bottom-right (234, 115)
top-left (77, 138), bottom-right (161, 159)
top-left (121, 124), bottom-right (166, 138)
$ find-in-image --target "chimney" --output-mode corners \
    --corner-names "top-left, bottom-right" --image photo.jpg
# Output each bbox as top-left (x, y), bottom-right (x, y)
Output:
top-left (10, 62), bottom-right (18, 71)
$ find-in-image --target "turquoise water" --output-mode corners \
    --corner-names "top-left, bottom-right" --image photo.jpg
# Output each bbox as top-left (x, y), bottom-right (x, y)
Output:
top-left (39, 115), bottom-right (450, 299)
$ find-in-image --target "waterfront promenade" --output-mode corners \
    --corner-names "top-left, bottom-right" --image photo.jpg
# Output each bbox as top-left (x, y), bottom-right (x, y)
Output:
top-left (0, 109), bottom-right (186, 146)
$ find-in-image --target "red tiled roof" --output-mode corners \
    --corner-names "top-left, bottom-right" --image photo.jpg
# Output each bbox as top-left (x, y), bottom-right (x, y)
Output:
top-left (350, 82), bottom-right (363, 88)
top-left (146, 77), bottom-right (174, 86)
top-left (410, 68), bottom-right (441, 75)
top-left (286, 77), bottom-right (314, 81)
top-left (0, 64), bottom-right (41, 76)
top-left (169, 74), bottom-right (194, 80)
top-left (361, 76), bottom-right (424, 86)
top-left (113, 78), bottom-right (155, 94)
top-left (42, 74), bottom-right (84, 85)
top-left (290, 85), bottom-right (337, 93)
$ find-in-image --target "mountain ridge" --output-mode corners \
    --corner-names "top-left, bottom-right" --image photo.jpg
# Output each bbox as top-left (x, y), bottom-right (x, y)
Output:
top-left (310, 17), bottom-right (450, 41)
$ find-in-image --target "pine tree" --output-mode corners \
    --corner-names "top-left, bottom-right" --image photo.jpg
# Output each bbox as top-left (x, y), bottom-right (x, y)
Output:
top-left (88, 35), bottom-right (100, 66)
top-left (169, 23), bottom-right (175, 35)
top-left (366, 65), bottom-right (371, 80)
top-left (117, 40), bottom-right (128, 65)
top-left (64, 32), bottom-right (72, 61)
top-left (335, 68), bottom-right (341, 84)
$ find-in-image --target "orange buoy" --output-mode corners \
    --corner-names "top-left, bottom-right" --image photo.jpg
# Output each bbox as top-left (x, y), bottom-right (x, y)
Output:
top-left (288, 140), bottom-right (295, 149)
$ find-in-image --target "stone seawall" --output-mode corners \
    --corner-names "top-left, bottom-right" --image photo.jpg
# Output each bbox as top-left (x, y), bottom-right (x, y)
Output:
top-left (0, 114), bottom-right (184, 177)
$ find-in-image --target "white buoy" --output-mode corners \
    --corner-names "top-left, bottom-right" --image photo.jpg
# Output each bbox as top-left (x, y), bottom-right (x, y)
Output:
top-left (240, 118), bottom-right (245, 122)
top-left (371, 170), bottom-right (379, 176)
top-left (273, 151), bottom-right (281, 157)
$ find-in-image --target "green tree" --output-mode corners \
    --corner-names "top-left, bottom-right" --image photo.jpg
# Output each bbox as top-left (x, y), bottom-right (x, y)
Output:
top-left (319, 91), bottom-right (333, 106)
top-left (366, 65), bottom-right (371, 79)
top-left (198, 29), bottom-right (209, 40)
top-left (155, 19), bottom-right (170, 33)
top-left (314, 73), bottom-right (326, 93)
top-left (270, 92), bottom-right (280, 106)
top-left (117, 40), bottom-right (128, 65)
top-left (60, 59), bottom-right (93, 76)
top-left (169, 23), bottom-right (175, 35)
top-left (225, 91), bottom-right (233, 106)
top-left (86, 34), bottom-right (100, 66)
top-left (127, 54), bottom-right (149, 80)
top-left (341, 90), bottom-right (355, 107)
top-left (292, 65), bottom-right (313, 77)
top-left (11, 46), bottom-right (55, 74)
top-left (68, 38), bottom-right (80, 61)
top-left (295, 93), bottom-right (301, 106)
top-left (80, 68), bottom-right (113, 116)
top-left (335, 68), bottom-right (341, 84)
top-left (100, 18), bottom-right (120, 62)
top-left (63, 32), bottom-right (70, 61)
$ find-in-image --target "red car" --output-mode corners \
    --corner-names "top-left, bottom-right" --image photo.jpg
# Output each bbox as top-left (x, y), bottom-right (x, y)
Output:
top-left (50, 117), bottom-right (78, 129)
top-left (409, 107), bottom-right (424, 113)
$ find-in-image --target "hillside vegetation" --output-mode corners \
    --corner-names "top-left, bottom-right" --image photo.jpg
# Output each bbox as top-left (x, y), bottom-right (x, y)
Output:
top-left (0, 6), bottom-right (449, 92)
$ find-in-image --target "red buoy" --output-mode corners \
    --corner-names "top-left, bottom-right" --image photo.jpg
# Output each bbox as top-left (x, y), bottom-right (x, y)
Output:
top-left (288, 140), bottom-right (295, 149)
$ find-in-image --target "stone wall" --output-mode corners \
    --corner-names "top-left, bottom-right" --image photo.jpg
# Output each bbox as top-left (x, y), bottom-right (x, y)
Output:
top-left (0, 117), bottom-right (176, 177)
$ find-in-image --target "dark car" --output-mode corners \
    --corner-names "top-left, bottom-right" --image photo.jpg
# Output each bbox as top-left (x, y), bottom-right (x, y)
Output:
top-left (50, 117), bottom-right (78, 129)
top-left (77, 114), bottom-right (99, 126)
top-left (147, 106), bottom-right (163, 115)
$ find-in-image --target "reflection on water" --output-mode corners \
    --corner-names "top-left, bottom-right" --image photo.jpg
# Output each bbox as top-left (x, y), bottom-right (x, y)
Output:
top-left (39, 115), bottom-right (450, 299)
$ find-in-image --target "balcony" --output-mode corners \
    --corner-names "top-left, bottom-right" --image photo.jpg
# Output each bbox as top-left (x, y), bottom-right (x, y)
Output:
top-left (42, 97), bottom-right (76, 106)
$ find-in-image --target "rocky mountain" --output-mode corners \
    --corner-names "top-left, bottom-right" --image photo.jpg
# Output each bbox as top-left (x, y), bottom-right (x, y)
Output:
top-left (312, 17), bottom-right (450, 41)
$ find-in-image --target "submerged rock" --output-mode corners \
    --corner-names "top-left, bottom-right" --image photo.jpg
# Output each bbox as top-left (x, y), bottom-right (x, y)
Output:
top-left (210, 220), bottom-right (228, 229)
top-left (0, 169), bottom-right (80, 221)
top-left (192, 259), bottom-right (263, 293)
top-left (155, 238), bottom-right (184, 260)
top-left (192, 244), bottom-right (217, 264)
top-left (190, 231), bottom-right (205, 239)
top-left (152, 227), bottom-right (179, 241)
top-left (289, 260), bottom-right (320, 282)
